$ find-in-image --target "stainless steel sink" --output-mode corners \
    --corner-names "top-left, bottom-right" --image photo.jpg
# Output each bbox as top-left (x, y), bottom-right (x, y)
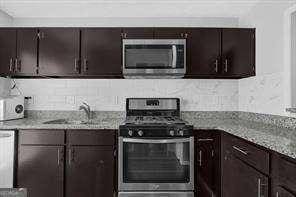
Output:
top-left (42, 119), bottom-right (107, 125)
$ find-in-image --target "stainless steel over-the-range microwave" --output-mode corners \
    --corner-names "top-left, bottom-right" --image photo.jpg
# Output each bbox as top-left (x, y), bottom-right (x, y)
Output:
top-left (122, 39), bottom-right (186, 78)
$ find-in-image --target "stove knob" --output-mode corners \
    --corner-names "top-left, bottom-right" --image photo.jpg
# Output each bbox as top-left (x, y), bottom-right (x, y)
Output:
top-left (138, 130), bottom-right (144, 136)
top-left (128, 130), bottom-right (133, 136)
top-left (179, 130), bottom-right (184, 136)
top-left (169, 130), bottom-right (175, 136)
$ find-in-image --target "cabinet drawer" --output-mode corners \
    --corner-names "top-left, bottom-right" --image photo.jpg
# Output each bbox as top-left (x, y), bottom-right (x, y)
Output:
top-left (225, 134), bottom-right (269, 174)
top-left (19, 130), bottom-right (65, 145)
top-left (67, 130), bottom-right (115, 145)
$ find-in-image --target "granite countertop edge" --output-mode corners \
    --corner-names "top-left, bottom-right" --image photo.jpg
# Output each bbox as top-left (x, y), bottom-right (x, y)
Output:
top-left (0, 117), bottom-right (295, 160)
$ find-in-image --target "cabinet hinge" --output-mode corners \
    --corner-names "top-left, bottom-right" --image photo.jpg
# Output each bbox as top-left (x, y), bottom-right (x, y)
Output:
top-left (37, 32), bottom-right (41, 39)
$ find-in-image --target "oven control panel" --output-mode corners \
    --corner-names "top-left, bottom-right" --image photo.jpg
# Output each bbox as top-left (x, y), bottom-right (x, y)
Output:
top-left (119, 125), bottom-right (193, 137)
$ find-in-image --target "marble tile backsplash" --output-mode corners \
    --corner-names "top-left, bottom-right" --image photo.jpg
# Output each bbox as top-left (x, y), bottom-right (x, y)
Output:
top-left (11, 79), bottom-right (238, 111)
top-left (239, 72), bottom-right (286, 116)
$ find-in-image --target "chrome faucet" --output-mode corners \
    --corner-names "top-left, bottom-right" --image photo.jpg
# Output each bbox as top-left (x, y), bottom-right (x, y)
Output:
top-left (79, 102), bottom-right (92, 120)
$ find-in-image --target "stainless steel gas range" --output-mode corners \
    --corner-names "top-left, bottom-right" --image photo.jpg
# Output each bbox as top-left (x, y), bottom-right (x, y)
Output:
top-left (118, 98), bottom-right (194, 197)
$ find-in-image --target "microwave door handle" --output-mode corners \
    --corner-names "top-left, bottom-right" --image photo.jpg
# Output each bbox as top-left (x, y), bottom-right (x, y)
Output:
top-left (123, 138), bottom-right (190, 144)
top-left (172, 45), bottom-right (177, 68)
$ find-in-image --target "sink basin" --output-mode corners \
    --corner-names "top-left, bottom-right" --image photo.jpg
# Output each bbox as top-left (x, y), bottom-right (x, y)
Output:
top-left (42, 119), bottom-right (106, 125)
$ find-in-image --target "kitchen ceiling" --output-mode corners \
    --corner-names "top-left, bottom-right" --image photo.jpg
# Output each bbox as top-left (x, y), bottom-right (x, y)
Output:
top-left (0, 0), bottom-right (292, 18)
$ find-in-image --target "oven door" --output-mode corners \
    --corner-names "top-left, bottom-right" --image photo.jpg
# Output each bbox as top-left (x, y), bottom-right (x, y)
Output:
top-left (118, 137), bottom-right (194, 191)
top-left (122, 39), bottom-right (186, 78)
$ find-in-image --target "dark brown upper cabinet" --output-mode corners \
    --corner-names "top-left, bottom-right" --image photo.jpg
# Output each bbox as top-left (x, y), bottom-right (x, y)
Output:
top-left (121, 28), bottom-right (154, 39)
top-left (81, 28), bottom-right (122, 77)
top-left (221, 28), bottom-right (255, 78)
top-left (38, 28), bottom-right (80, 76)
top-left (15, 28), bottom-right (38, 76)
top-left (186, 28), bottom-right (221, 77)
top-left (0, 28), bottom-right (17, 76)
top-left (154, 28), bottom-right (188, 39)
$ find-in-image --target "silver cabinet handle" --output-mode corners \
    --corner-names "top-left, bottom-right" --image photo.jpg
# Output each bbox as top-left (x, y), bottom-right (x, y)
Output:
top-left (258, 178), bottom-right (267, 197)
top-left (9, 58), bottom-right (13, 72)
top-left (57, 148), bottom-right (64, 166)
top-left (58, 149), bottom-right (60, 166)
top-left (258, 178), bottom-right (261, 197)
top-left (276, 192), bottom-right (279, 197)
top-left (69, 148), bottom-right (74, 165)
top-left (198, 138), bottom-right (214, 142)
top-left (123, 137), bottom-right (191, 144)
top-left (199, 150), bottom-right (202, 167)
top-left (0, 133), bottom-right (12, 138)
top-left (214, 59), bottom-right (219, 73)
top-left (74, 58), bottom-right (79, 73)
top-left (224, 59), bottom-right (229, 73)
top-left (83, 59), bottom-right (88, 72)
top-left (232, 146), bottom-right (248, 155)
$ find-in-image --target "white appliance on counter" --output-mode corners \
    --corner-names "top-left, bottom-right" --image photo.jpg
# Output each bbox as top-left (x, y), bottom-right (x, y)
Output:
top-left (0, 77), bottom-right (11, 98)
top-left (0, 130), bottom-right (15, 188)
top-left (0, 96), bottom-right (24, 121)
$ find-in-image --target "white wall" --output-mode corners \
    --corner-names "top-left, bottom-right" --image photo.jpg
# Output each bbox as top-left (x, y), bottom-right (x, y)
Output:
top-left (0, 10), bottom-right (12, 26)
top-left (239, 2), bottom-right (295, 116)
top-left (11, 17), bottom-right (239, 27)
top-left (11, 79), bottom-right (238, 111)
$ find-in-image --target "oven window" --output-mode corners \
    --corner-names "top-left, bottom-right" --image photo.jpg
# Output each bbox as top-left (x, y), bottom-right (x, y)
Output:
top-left (124, 45), bottom-right (185, 69)
top-left (123, 139), bottom-right (190, 183)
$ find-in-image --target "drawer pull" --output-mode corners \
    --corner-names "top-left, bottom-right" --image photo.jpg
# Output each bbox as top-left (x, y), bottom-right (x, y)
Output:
top-left (232, 146), bottom-right (248, 155)
top-left (198, 138), bottom-right (214, 142)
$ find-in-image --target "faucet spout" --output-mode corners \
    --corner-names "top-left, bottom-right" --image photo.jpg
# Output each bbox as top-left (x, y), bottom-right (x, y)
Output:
top-left (79, 102), bottom-right (92, 120)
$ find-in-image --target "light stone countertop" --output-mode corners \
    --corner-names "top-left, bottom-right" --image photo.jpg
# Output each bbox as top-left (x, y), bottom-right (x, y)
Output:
top-left (0, 116), bottom-right (295, 160)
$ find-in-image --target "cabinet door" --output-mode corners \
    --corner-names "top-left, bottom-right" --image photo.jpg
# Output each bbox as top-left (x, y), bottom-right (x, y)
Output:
top-left (0, 28), bottom-right (17, 76)
top-left (222, 28), bottom-right (255, 77)
top-left (122, 28), bottom-right (154, 39)
top-left (38, 28), bottom-right (80, 76)
top-left (66, 146), bottom-right (115, 197)
top-left (197, 138), bottom-right (215, 197)
top-left (154, 28), bottom-right (187, 39)
top-left (274, 187), bottom-right (295, 197)
top-left (186, 28), bottom-right (221, 77)
top-left (222, 151), bottom-right (268, 197)
top-left (17, 146), bottom-right (64, 197)
top-left (81, 28), bottom-right (122, 76)
top-left (15, 28), bottom-right (38, 75)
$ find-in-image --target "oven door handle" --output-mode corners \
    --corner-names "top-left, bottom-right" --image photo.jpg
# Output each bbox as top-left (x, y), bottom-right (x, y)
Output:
top-left (172, 45), bottom-right (177, 68)
top-left (123, 138), bottom-right (191, 144)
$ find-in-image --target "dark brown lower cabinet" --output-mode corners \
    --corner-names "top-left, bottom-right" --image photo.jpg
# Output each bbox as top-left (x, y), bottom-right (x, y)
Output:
top-left (17, 130), bottom-right (116, 197)
top-left (222, 151), bottom-right (268, 197)
top-left (17, 146), bottom-right (64, 197)
top-left (66, 146), bottom-right (115, 197)
top-left (221, 132), bottom-right (269, 197)
top-left (195, 130), bottom-right (220, 197)
top-left (271, 153), bottom-right (296, 197)
top-left (274, 187), bottom-right (296, 197)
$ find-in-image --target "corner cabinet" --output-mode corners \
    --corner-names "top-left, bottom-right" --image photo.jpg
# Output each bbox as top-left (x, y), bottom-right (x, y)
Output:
top-left (186, 28), bottom-right (255, 78)
top-left (221, 132), bottom-right (269, 197)
top-left (17, 129), bottom-right (116, 197)
top-left (271, 153), bottom-right (296, 197)
top-left (221, 28), bottom-right (256, 78)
